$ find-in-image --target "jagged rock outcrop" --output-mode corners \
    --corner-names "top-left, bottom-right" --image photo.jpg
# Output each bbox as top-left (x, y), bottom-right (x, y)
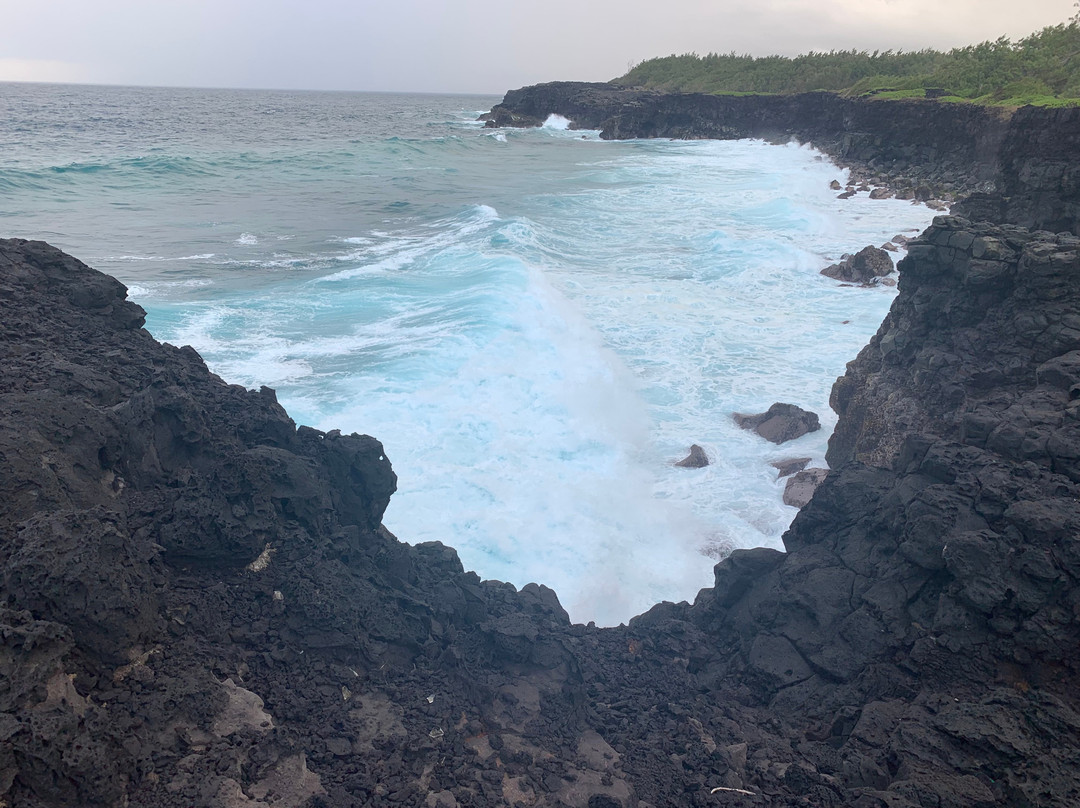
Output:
top-left (482, 82), bottom-right (1012, 197)
top-left (679, 216), bottom-right (1080, 806)
top-left (3, 173), bottom-right (1080, 805)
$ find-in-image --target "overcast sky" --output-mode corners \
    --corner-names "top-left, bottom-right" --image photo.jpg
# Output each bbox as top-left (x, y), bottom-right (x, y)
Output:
top-left (0, 1), bottom-right (1074, 95)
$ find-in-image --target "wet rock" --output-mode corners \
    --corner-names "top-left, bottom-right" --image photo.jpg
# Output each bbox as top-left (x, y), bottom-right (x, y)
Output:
top-left (869, 188), bottom-right (892, 199)
top-left (734, 403), bottom-right (821, 444)
top-left (674, 444), bottom-right (709, 468)
top-left (771, 457), bottom-right (811, 478)
top-left (821, 246), bottom-right (894, 283)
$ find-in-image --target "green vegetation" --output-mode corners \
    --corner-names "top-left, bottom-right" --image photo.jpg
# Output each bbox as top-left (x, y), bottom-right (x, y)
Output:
top-left (614, 23), bottom-right (1080, 106)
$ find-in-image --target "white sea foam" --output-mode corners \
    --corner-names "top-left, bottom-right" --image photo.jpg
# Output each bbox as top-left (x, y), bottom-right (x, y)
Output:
top-left (318, 205), bottom-right (500, 283)
top-left (542, 114), bottom-right (571, 130)
top-left (124, 278), bottom-right (213, 299)
top-left (144, 132), bottom-right (936, 626)
top-left (102, 253), bottom-right (216, 262)
top-left (236, 233), bottom-right (258, 245)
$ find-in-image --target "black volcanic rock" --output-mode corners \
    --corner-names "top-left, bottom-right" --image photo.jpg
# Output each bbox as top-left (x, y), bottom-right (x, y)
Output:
top-left (674, 444), bottom-right (709, 467)
top-left (4, 164), bottom-right (1080, 805)
top-left (687, 218), bottom-right (1080, 807)
top-left (821, 245), bottom-right (894, 283)
top-left (483, 83), bottom-right (1011, 197)
top-left (734, 403), bottom-right (821, 443)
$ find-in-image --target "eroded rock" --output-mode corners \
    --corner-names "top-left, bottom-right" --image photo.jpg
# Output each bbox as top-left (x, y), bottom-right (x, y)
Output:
top-left (821, 245), bottom-right (894, 283)
top-left (734, 403), bottom-right (821, 444)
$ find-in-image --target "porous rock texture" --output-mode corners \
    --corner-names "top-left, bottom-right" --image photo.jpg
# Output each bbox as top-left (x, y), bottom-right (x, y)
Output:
top-left (4, 119), bottom-right (1080, 806)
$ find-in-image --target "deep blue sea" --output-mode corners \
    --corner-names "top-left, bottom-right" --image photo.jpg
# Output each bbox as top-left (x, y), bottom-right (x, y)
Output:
top-left (0, 82), bottom-right (937, 624)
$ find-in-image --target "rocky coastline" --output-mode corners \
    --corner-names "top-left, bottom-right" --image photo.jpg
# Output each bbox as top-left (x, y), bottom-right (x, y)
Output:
top-left (2, 87), bottom-right (1080, 807)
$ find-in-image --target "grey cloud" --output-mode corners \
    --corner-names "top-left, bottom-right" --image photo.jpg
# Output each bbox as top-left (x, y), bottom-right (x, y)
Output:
top-left (0, 0), bottom-right (1072, 93)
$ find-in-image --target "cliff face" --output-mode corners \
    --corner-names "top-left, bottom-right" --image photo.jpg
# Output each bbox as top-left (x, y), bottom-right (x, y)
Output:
top-left (482, 82), bottom-right (1012, 196)
top-left (683, 218), bottom-right (1080, 805)
top-left (956, 105), bottom-right (1080, 234)
top-left (3, 93), bottom-right (1080, 807)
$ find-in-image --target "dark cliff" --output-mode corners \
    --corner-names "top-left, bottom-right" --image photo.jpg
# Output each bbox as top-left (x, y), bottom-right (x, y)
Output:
top-left (482, 82), bottom-right (1013, 197)
top-left (3, 90), bottom-right (1080, 807)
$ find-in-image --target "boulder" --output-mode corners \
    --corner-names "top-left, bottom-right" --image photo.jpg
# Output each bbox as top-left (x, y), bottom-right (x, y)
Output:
top-left (782, 468), bottom-right (829, 507)
top-left (734, 403), bottom-right (820, 444)
top-left (869, 188), bottom-right (892, 199)
top-left (821, 245), bottom-right (894, 283)
top-left (771, 457), bottom-right (811, 478)
top-left (829, 180), bottom-right (842, 190)
top-left (675, 444), bottom-right (709, 468)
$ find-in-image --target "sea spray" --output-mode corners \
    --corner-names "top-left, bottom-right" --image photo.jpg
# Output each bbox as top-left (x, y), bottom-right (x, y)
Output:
top-left (0, 83), bottom-right (937, 624)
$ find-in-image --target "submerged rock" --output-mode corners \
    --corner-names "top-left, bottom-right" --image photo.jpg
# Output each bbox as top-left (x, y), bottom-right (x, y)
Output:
top-left (734, 403), bottom-right (821, 444)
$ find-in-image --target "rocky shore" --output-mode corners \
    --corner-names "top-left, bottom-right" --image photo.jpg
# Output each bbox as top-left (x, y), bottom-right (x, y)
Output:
top-left (481, 82), bottom-right (1080, 214)
top-left (2, 89), bottom-right (1080, 807)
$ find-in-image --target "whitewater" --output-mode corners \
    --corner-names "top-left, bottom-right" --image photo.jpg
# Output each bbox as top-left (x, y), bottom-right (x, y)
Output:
top-left (0, 83), bottom-right (937, 624)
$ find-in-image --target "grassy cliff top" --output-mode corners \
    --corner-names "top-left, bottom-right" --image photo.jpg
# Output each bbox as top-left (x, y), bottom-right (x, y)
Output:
top-left (614, 23), bottom-right (1080, 107)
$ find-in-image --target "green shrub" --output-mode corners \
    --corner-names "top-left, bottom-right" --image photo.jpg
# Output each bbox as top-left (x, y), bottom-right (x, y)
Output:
top-left (614, 22), bottom-right (1080, 106)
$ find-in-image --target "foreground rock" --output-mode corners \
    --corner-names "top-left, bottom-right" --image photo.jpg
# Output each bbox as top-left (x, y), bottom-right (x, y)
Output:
top-left (3, 214), bottom-right (1080, 807)
top-left (821, 245), bottom-right (894, 283)
top-left (733, 402), bottom-right (821, 443)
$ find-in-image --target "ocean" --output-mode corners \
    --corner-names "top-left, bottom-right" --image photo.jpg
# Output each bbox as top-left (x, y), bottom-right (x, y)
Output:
top-left (0, 82), bottom-right (936, 625)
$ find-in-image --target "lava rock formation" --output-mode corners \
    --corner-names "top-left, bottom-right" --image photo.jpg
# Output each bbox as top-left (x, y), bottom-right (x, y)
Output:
top-left (3, 88), bottom-right (1080, 807)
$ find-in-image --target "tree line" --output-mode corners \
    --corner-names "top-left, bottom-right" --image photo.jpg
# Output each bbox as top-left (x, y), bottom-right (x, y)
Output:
top-left (615, 23), bottom-right (1080, 106)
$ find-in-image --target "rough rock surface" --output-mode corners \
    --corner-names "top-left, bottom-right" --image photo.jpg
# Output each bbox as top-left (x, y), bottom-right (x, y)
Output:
top-left (821, 246), bottom-right (894, 283)
top-left (481, 82), bottom-right (1013, 198)
top-left (734, 403), bottom-right (821, 444)
top-left (4, 156), bottom-right (1080, 807)
top-left (781, 468), bottom-right (829, 507)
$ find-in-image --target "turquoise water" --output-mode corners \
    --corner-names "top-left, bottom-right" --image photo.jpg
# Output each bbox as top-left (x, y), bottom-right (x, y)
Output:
top-left (0, 82), bottom-right (936, 624)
